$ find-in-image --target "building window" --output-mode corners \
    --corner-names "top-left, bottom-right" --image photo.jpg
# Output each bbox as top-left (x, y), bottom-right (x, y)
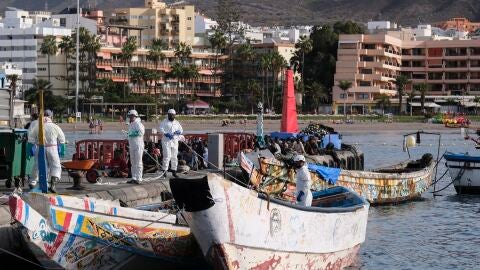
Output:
top-left (187, 17), bottom-right (192, 20)
top-left (360, 68), bottom-right (373, 74)
top-left (340, 94), bottom-right (347, 99)
top-left (359, 81), bottom-right (371, 86)
top-left (358, 93), bottom-right (369, 99)
top-left (187, 27), bottom-right (191, 30)
top-left (60, 18), bottom-right (66, 27)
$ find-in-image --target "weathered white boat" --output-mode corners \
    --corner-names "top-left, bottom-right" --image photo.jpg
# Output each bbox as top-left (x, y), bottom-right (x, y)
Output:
top-left (444, 152), bottom-right (480, 194)
top-left (9, 193), bottom-right (203, 270)
top-left (243, 152), bottom-right (435, 205)
top-left (170, 173), bottom-right (369, 269)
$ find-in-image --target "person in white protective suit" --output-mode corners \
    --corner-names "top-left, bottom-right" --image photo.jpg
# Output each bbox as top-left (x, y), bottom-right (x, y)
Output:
top-left (126, 110), bottom-right (145, 184)
top-left (159, 109), bottom-right (183, 178)
top-left (27, 114), bottom-right (39, 189)
top-left (28, 110), bottom-right (66, 192)
top-left (293, 155), bottom-right (313, 207)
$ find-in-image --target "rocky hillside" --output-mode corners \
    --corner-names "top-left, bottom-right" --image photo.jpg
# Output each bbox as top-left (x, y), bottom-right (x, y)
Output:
top-left (1, 0), bottom-right (479, 27)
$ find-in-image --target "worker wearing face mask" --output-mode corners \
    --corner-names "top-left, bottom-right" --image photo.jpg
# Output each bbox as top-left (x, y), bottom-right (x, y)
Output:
top-left (293, 155), bottom-right (313, 207)
top-left (126, 110), bottom-right (145, 184)
top-left (159, 109), bottom-right (183, 178)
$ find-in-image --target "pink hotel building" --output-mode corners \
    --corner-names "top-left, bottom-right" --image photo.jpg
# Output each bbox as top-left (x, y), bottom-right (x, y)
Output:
top-left (333, 34), bottom-right (480, 114)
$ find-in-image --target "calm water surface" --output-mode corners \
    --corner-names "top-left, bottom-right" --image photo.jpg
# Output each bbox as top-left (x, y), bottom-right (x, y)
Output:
top-left (64, 130), bottom-right (480, 269)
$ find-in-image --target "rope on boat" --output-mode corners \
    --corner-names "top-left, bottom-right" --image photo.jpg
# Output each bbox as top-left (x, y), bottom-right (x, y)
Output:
top-left (430, 169), bottom-right (449, 186)
top-left (180, 142), bottom-right (249, 188)
top-left (431, 164), bottom-right (466, 194)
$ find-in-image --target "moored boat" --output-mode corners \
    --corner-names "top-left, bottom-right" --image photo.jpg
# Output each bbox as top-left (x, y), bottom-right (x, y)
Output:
top-left (444, 152), bottom-right (480, 194)
top-left (9, 192), bottom-right (203, 269)
top-left (241, 152), bottom-right (435, 205)
top-left (170, 173), bottom-right (369, 269)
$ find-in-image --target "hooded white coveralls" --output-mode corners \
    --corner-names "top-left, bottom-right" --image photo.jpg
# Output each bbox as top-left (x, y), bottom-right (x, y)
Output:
top-left (295, 164), bottom-right (313, 207)
top-left (128, 117), bottom-right (145, 182)
top-left (28, 118), bottom-right (66, 185)
top-left (159, 118), bottom-right (183, 171)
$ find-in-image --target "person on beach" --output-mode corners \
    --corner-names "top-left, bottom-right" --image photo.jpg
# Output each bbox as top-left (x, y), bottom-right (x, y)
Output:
top-left (159, 109), bottom-right (183, 178)
top-left (293, 155), bottom-right (313, 207)
top-left (126, 110), bottom-right (145, 184)
top-left (28, 110), bottom-right (66, 192)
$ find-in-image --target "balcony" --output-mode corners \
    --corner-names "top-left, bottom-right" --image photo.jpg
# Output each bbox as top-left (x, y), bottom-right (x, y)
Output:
top-left (130, 86), bottom-right (221, 97)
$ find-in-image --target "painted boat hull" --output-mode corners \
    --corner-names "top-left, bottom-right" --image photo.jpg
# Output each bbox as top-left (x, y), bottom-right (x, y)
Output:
top-left (9, 195), bottom-right (133, 270)
top-left (9, 193), bottom-right (203, 269)
top-left (255, 157), bottom-right (434, 205)
top-left (445, 159), bottom-right (480, 194)
top-left (170, 174), bottom-right (369, 270)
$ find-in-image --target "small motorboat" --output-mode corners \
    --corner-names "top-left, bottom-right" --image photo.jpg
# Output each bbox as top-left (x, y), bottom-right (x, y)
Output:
top-left (444, 152), bottom-right (480, 194)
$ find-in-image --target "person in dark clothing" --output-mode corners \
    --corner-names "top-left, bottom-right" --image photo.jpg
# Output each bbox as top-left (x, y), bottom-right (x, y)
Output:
top-left (305, 136), bottom-right (320, 155)
top-left (24, 113), bottom-right (38, 130)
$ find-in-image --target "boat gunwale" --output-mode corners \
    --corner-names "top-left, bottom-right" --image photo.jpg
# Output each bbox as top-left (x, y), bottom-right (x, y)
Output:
top-left (257, 192), bottom-right (368, 213)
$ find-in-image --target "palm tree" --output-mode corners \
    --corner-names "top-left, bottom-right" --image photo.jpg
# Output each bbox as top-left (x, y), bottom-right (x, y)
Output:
top-left (270, 52), bottom-right (287, 111)
top-left (413, 83), bottom-right (428, 114)
top-left (260, 53), bottom-right (272, 109)
top-left (174, 42), bottom-right (192, 65)
top-left (407, 90), bottom-right (416, 116)
top-left (209, 31), bottom-right (227, 93)
top-left (305, 82), bottom-right (329, 113)
top-left (376, 94), bottom-right (391, 115)
top-left (58, 35), bottom-right (75, 97)
top-left (395, 74), bottom-right (410, 115)
top-left (244, 79), bottom-right (261, 114)
top-left (338, 80), bottom-right (352, 118)
top-left (40, 35), bottom-right (58, 83)
top-left (147, 38), bottom-right (167, 98)
top-left (291, 36), bottom-right (313, 83)
top-left (83, 33), bottom-right (101, 97)
top-left (6, 74), bottom-right (19, 97)
top-left (185, 65), bottom-right (199, 98)
top-left (25, 79), bottom-right (53, 105)
top-left (170, 62), bottom-right (184, 108)
top-left (120, 37), bottom-right (137, 98)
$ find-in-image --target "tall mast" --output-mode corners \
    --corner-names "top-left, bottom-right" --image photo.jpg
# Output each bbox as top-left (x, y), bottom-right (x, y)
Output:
top-left (75, 0), bottom-right (80, 119)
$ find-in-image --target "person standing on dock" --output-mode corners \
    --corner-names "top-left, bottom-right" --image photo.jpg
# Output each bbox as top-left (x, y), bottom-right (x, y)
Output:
top-left (159, 109), bottom-right (183, 178)
top-left (126, 110), bottom-right (145, 184)
top-left (293, 155), bottom-right (313, 207)
top-left (28, 110), bottom-right (66, 192)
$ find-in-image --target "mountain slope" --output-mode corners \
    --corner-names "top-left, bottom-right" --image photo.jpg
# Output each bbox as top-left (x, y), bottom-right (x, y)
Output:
top-left (1, 0), bottom-right (480, 27)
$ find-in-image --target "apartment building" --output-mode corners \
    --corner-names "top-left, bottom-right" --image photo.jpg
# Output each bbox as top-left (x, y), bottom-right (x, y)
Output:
top-left (434, 18), bottom-right (480, 33)
top-left (110, 0), bottom-right (195, 48)
top-left (0, 63), bottom-right (22, 91)
top-left (0, 8), bottom-right (71, 94)
top-left (96, 46), bottom-right (225, 99)
top-left (333, 33), bottom-right (480, 114)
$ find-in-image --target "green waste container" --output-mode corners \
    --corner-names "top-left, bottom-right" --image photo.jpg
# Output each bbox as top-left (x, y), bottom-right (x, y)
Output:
top-left (0, 129), bottom-right (31, 188)
top-left (18, 129), bottom-right (35, 178)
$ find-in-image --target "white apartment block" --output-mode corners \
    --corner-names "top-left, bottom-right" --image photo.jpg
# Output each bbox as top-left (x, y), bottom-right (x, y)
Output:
top-left (0, 8), bottom-right (71, 92)
top-left (0, 63), bottom-right (22, 94)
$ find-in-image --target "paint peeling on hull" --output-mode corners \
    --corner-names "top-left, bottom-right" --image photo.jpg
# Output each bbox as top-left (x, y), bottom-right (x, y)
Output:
top-left (208, 243), bottom-right (360, 270)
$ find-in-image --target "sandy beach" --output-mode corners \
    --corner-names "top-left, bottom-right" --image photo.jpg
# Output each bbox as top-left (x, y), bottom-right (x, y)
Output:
top-left (58, 119), bottom-right (479, 134)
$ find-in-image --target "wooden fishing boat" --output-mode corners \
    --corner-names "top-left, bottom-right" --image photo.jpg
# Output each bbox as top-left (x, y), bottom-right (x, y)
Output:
top-left (169, 173), bottom-right (369, 270)
top-left (444, 152), bottom-right (480, 194)
top-left (241, 152), bottom-right (435, 205)
top-left (9, 193), bottom-right (203, 270)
